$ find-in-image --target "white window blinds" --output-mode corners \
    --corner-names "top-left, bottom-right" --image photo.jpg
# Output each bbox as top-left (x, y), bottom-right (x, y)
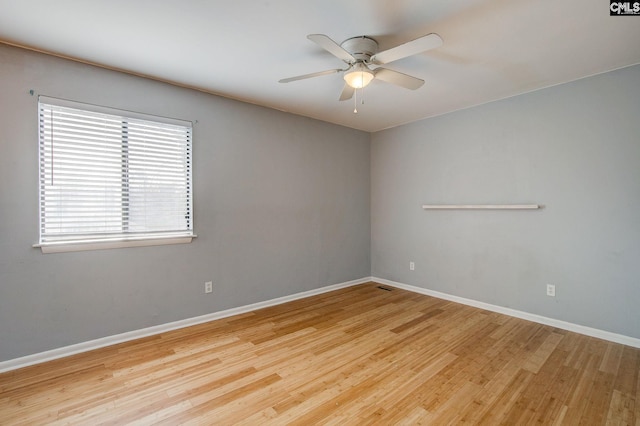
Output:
top-left (38, 97), bottom-right (193, 250)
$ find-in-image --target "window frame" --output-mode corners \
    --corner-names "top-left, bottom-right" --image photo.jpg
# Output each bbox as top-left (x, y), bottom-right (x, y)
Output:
top-left (34, 96), bottom-right (196, 253)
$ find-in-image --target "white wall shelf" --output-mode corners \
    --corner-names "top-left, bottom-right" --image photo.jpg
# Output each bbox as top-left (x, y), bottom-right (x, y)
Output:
top-left (421, 204), bottom-right (542, 210)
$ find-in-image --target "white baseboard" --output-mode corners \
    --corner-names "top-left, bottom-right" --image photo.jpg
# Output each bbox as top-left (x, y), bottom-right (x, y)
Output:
top-left (4, 275), bottom-right (637, 373)
top-left (373, 277), bottom-right (640, 349)
top-left (0, 277), bottom-right (371, 373)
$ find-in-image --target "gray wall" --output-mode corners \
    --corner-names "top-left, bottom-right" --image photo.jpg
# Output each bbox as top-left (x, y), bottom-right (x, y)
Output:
top-left (372, 64), bottom-right (640, 339)
top-left (2, 42), bottom-right (638, 363)
top-left (0, 45), bottom-right (371, 361)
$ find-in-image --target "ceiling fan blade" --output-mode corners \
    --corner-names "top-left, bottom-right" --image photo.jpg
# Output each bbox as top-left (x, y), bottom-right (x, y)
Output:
top-left (339, 84), bottom-right (355, 101)
top-left (279, 68), bottom-right (342, 83)
top-left (374, 68), bottom-right (424, 90)
top-left (307, 34), bottom-right (355, 63)
top-left (370, 33), bottom-right (443, 65)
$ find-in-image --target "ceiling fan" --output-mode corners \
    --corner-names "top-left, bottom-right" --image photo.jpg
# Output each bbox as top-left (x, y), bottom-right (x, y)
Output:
top-left (279, 33), bottom-right (443, 102)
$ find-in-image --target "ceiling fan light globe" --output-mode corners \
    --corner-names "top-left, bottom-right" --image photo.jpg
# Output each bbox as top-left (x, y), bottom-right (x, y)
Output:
top-left (344, 64), bottom-right (374, 89)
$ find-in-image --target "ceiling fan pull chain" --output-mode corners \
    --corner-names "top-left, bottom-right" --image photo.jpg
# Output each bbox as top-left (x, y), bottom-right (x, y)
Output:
top-left (354, 88), bottom-right (358, 113)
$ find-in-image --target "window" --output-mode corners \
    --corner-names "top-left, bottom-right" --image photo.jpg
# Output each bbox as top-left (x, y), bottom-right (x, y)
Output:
top-left (36, 97), bottom-right (194, 253)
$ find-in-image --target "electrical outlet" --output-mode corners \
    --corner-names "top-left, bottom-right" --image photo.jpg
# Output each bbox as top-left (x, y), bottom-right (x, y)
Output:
top-left (546, 284), bottom-right (555, 297)
top-left (409, 261), bottom-right (415, 271)
top-left (205, 281), bottom-right (213, 294)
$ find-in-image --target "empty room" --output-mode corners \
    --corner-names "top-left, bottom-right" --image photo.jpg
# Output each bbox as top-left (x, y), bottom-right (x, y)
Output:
top-left (1, 0), bottom-right (639, 424)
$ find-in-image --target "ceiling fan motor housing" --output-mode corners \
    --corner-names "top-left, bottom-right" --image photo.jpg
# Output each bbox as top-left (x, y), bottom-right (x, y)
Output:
top-left (340, 36), bottom-right (378, 62)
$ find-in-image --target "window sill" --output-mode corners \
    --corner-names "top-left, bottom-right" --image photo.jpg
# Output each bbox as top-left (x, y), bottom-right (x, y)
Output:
top-left (33, 234), bottom-right (196, 254)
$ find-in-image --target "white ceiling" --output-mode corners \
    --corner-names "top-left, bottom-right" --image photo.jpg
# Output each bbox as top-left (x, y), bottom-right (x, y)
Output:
top-left (1, 0), bottom-right (639, 132)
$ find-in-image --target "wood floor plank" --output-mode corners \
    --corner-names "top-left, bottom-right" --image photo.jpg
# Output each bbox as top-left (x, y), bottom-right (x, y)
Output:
top-left (0, 282), bottom-right (638, 425)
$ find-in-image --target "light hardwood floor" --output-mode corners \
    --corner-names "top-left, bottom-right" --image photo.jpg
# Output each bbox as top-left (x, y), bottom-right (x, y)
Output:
top-left (1, 282), bottom-right (639, 425)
